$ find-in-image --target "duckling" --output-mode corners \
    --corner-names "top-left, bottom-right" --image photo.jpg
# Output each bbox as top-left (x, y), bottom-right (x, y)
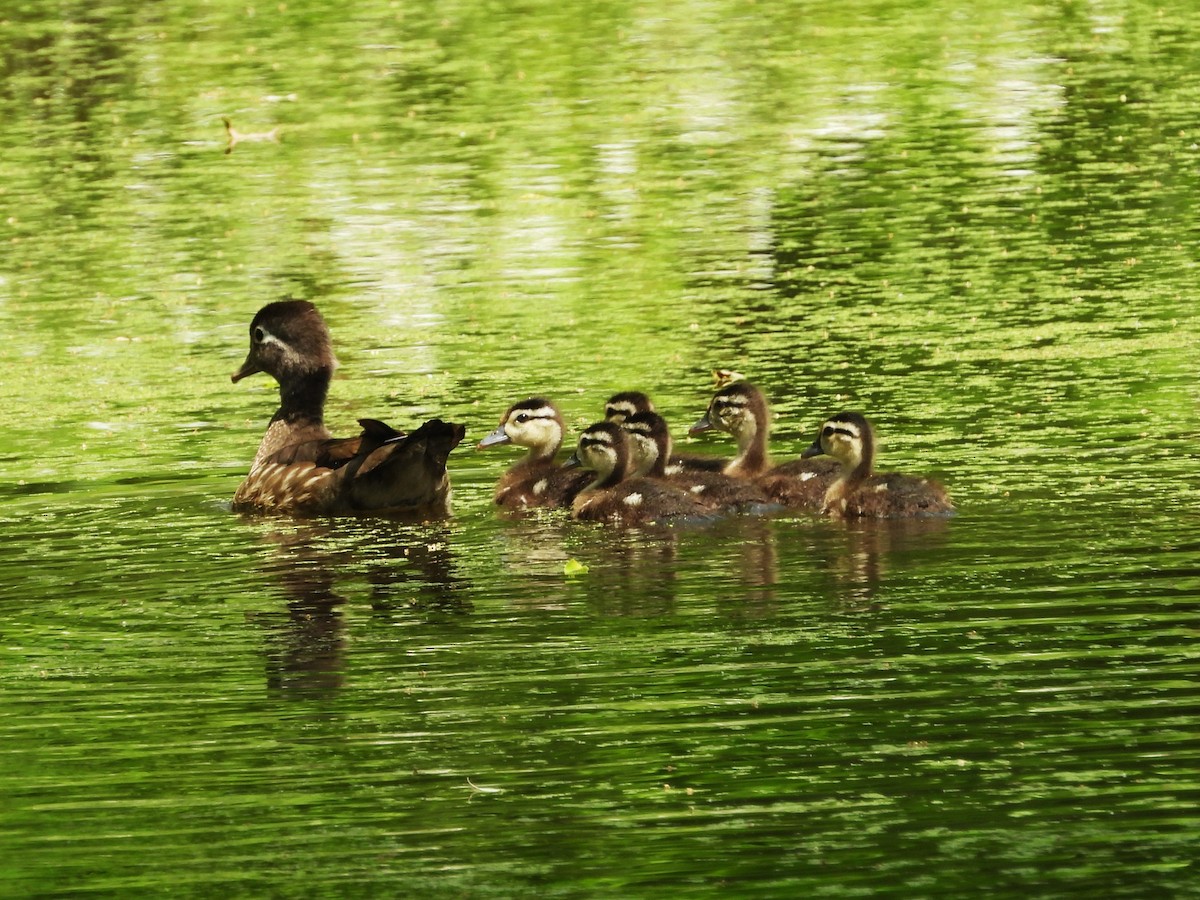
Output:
top-left (689, 380), bottom-right (840, 509)
top-left (605, 390), bottom-right (725, 473)
top-left (604, 390), bottom-right (656, 424)
top-left (477, 398), bottom-right (591, 509)
top-left (566, 421), bottom-right (711, 525)
top-left (621, 411), bottom-right (774, 513)
top-left (230, 300), bottom-right (465, 518)
top-left (801, 411), bottom-right (955, 518)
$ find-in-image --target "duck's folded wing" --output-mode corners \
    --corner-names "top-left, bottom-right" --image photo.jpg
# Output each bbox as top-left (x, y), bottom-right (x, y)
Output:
top-left (347, 418), bottom-right (466, 513)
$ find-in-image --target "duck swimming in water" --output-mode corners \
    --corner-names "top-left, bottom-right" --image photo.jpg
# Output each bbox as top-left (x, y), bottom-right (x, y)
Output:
top-left (604, 390), bottom-right (726, 473)
top-left (801, 411), bottom-right (955, 518)
top-left (230, 300), bottom-right (465, 518)
top-left (690, 380), bottom-right (840, 509)
top-left (566, 421), bottom-right (711, 525)
top-left (478, 397), bottom-right (590, 509)
top-left (621, 410), bottom-right (774, 513)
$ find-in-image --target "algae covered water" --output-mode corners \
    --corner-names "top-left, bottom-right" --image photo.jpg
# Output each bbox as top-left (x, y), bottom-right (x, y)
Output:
top-left (1, 0), bottom-right (1197, 895)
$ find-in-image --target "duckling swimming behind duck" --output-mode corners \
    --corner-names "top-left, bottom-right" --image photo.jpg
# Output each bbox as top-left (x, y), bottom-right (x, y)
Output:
top-left (690, 381), bottom-right (840, 509)
top-left (566, 421), bottom-right (712, 525)
top-left (801, 411), bottom-right (955, 518)
top-left (621, 411), bottom-right (774, 513)
top-left (478, 398), bottom-right (591, 509)
top-left (230, 300), bottom-right (465, 518)
top-left (605, 390), bottom-right (725, 473)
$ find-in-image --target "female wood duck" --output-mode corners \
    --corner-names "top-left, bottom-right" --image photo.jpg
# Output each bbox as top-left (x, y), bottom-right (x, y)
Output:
top-left (621, 411), bottom-right (773, 513)
top-left (689, 380), bottom-right (840, 509)
top-left (477, 397), bottom-right (591, 509)
top-left (801, 411), bottom-right (955, 518)
top-left (565, 421), bottom-right (711, 525)
top-left (230, 300), bottom-right (465, 518)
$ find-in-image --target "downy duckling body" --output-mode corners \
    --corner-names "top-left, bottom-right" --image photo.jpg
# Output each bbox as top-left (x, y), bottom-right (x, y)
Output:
top-left (231, 300), bottom-right (465, 518)
top-left (604, 390), bottom-right (725, 473)
top-left (689, 381), bottom-right (840, 510)
top-left (477, 398), bottom-right (591, 509)
top-left (801, 412), bottom-right (955, 518)
top-left (567, 421), bottom-right (711, 525)
top-left (621, 411), bottom-right (774, 513)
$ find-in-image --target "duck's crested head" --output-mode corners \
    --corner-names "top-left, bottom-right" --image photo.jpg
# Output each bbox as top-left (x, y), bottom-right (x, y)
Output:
top-left (691, 380), bottom-right (766, 439)
top-left (604, 391), bottom-right (655, 424)
top-left (232, 300), bottom-right (337, 384)
top-left (478, 397), bottom-right (564, 456)
top-left (570, 420), bottom-right (630, 486)
top-left (621, 410), bottom-right (671, 477)
top-left (802, 411), bottom-right (874, 474)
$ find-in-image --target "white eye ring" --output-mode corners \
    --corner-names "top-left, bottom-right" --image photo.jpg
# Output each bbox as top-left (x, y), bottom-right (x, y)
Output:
top-left (253, 327), bottom-right (265, 343)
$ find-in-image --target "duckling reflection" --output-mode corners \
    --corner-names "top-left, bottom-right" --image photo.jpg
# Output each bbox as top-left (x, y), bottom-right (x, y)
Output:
top-left (815, 517), bottom-right (952, 609)
top-left (705, 516), bottom-right (781, 616)
top-left (247, 521), bottom-right (467, 698)
top-left (563, 525), bottom-right (681, 617)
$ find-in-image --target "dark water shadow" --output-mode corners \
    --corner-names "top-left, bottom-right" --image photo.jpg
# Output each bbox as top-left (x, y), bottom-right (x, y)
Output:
top-left (244, 519), bottom-right (469, 698)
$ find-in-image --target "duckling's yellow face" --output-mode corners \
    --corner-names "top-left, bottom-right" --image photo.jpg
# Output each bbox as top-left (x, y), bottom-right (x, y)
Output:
top-left (575, 426), bottom-right (623, 478)
top-left (818, 419), bottom-right (865, 468)
top-left (502, 404), bottom-right (562, 451)
top-left (708, 390), bottom-right (757, 439)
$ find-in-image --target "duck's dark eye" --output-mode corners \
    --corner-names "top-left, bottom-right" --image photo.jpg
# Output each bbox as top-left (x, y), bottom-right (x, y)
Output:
top-left (822, 425), bottom-right (834, 438)
top-left (253, 327), bottom-right (265, 343)
top-left (515, 413), bottom-right (529, 423)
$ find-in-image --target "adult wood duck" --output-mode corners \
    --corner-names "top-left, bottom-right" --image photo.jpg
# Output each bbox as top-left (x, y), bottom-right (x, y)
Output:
top-left (621, 411), bottom-right (774, 513)
top-left (477, 397), bottom-right (591, 509)
top-left (689, 380), bottom-right (840, 510)
top-left (230, 300), bottom-right (465, 518)
top-left (565, 421), bottom-right (711, 525)
top-left (801, 411), bottom-right (955, 518)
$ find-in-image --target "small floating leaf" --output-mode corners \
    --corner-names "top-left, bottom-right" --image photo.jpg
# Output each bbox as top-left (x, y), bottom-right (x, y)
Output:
top-left (564, 559), bottom-right (590, 576)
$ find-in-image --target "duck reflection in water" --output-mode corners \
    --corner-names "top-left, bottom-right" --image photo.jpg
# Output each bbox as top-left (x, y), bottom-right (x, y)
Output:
top-left (815, 517), bottom-right (952, 610)
top-left (248, 522), bottom-right (468, 698)
top-left (564, 525), bottom-right (682, 617)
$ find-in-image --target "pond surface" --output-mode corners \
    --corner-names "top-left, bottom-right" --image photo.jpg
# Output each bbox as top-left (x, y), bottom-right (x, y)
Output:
top-left (1, 0), bottom-right (1198, 895)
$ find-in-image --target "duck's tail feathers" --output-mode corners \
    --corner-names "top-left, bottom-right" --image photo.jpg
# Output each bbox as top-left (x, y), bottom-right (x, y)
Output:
top-left (348, 418), bottom-right (466, 513)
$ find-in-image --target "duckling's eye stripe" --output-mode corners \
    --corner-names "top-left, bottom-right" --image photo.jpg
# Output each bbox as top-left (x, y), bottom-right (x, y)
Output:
top-left (829, 426), bottom-right (858, 438)
top-left (512, 409), bottom-right (556, 422)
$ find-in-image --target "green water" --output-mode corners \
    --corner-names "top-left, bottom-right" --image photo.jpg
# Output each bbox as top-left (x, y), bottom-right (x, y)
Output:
top-left (2, 0), bottom-right (1198, 896)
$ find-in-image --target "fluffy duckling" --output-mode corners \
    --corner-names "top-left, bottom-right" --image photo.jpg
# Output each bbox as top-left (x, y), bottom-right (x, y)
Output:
top-left (231, 300), bottom-right (465, 518)
top-left (621, 411), bottom-right (773, 513)
top-left (566, 421), bottom-right (711, 525)
top-left (801, 412), bottom-right (955, 518)
top-left (605, 390), bottom-right (725, 473)
top-left (604, 391), bottom-right (656, 424)
top-left (689, 380), bottom-right (840, 509)
top-left (477, 398), bottom-right (591, 509)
